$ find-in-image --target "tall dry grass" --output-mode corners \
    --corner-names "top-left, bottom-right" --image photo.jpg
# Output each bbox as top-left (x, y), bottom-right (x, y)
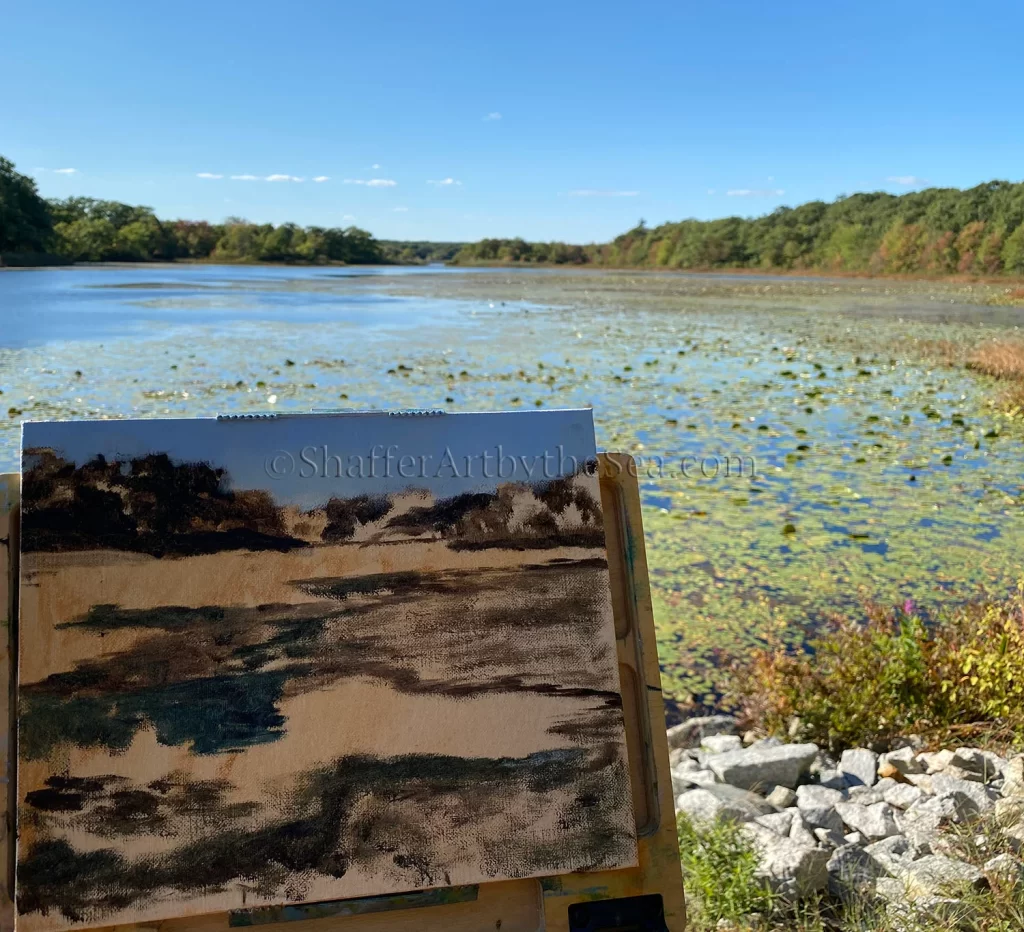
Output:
top-left (967, 339), bottom-right (1024, 409)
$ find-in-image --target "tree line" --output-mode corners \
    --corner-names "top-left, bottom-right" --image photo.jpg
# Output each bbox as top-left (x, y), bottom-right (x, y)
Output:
top-left (453, 182), bottom-right (1024, 276)
top-left (1, 156), bottom-right (386, 265)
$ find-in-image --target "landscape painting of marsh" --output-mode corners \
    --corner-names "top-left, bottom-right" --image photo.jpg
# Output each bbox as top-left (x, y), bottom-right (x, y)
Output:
top-left (16, 410), bottom-right (635, 931)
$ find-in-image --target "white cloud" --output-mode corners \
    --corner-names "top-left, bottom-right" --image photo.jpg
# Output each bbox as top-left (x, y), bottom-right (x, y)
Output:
top-left (483, 111), bottom-right (502, 121)
top-left (887, 175), bottom-right (926, 186)
top-left (196, 172), bottom-right (223, 179)
top-left (313, 176), bottom-right (330, 183)
top-left (53, 168), bottom-right (78, 175)
top-left (341, 214), bottom-right (357, 222)
top-left (266, 174), bottom-right (304, 182)
top-left (230, 174), bottom-right (260, 181)
top-left (393, 206), bottom-right (409, 212)
top-left (567, 188), bottom-right (639, 197)
top-left (428, 177), bottom-right (462, 186)
top-left (344, 178), bottom-right (397, 187)
top-left (707, 188), bottom-right (716, 195)
top-left (726, 188), bottom-right (785, 197)
top-left (371, 163), bottom-right (382, 169)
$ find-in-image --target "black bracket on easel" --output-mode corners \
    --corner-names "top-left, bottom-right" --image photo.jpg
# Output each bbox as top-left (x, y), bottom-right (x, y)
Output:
top-left (568, 893), bottom-right (669, 932)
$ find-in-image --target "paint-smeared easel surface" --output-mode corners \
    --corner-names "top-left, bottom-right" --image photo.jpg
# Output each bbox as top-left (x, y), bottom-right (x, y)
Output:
top-left (15, 411), bottom-right (636, 932)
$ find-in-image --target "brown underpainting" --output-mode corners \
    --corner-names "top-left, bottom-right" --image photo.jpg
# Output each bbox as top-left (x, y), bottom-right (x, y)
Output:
top-left (16, 411), bottom-right (636, 931)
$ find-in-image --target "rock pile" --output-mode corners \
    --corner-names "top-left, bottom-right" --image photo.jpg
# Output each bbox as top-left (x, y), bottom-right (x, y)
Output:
top-left (669, 717), bottom-right (1024, 920)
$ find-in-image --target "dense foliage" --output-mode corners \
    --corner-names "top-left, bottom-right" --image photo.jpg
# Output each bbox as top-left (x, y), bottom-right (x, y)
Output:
top-left (0, 156), bottom-right (392, 265)
top-left (378, 240), bottom-right (465, 263)
top-left (454, 182), bottom-right (1024, 276)
top-left (730, 588), bottom-right (1024, 752)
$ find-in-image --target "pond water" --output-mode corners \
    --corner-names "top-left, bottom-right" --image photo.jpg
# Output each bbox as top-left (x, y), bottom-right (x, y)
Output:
top-left (2, 265), bottom-right (1022, 711)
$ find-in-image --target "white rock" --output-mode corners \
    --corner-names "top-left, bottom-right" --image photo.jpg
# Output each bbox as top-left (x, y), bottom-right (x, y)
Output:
top-left (1002, 756), bottom-right (1024, 798)
top-left (667, 715), bottom-right (738, 750)
top-left (865, 834), bottom-right (920, 874)
top-left (741, 823), bottom-right (830, 899)
top-left (881, 746), bottom-right (925, 776)
top-left (676, 784), bottom-right (775, 824)
top-left (789, 817), bottom-right (818, 847)
top-left (839, 748), bottom-right (878, 787)
top-left (754, 811), bottom-right (794, 836)
top-left (826, 844), bottom-right (886, 899)
top-left (918, 749), bottom-right (955, 774)
top-left (1004, 822), bottom-right (1024, 853)
top-left (708, 743), bottom-right (819, 791)
top-left (931, 772), bottom-right (997, 815)
top-left (984, 853), bottom-right (1023, 886)
top-left (796, 785), bottom-right (844, 809)
top-left (835, 801), bottom-right (900, 840)
top-left (799, 805), bottom-right (845, 835)
top-left (896, 854), bottom-right (986, 897)
top-left (701, 734), bottom-right (743, 755)
top-left (844, 831), bottom-right (863, 845)
top-left (994, 797), bottom-right (1024, 827)
top-left (887, 896), bottom-right (976, 928)
top-left (764, 785), bottom-right (797, 809)
top-left (946, 747), bottom-right (1004, 784)
top-left (814, 826), bottom-right (847, 848)
top-left (883, 783), bottom-right (924, 810)
top-left (874, 877), bottom-right (908, 902)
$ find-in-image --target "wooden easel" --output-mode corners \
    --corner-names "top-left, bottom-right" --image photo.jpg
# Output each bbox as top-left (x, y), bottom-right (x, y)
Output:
top-left (0, 454), bottom-right (685, 932)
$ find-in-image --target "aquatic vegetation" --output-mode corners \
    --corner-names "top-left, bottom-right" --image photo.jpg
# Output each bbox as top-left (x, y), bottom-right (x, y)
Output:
top-left (2, 268), bottom-right (1023, 711)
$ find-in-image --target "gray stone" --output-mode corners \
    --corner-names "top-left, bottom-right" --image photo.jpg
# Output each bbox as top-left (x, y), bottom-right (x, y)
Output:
top-left (764, 785), bottom-right (796, 809)
top-left (994, 796), bottom-right (1024, 827)
top-left (847, 785), bottom-right (885, 804)
top-left (708, 743), bottom-right (819, 791)
top-left (984, 853), bottom-right (1023, 885)
top-left (835, 801), bottom-right (900, 840)
top-left (1005, 822), bottom-right (1024, 853)
top-left (826, 844), bottom-right (885, 899)
top-left (839, 748), bottom-right (878, 787)
top-left (883, 783), bottom-right (924, 810)
top-left (701, 734), bottom-right (743, 755)
top-left (675, 784), bottom-right (775, 824)
top-left (796, 785), bottom-right (844, 809)
top-left (898, 795), bottom-right (961, 843)
top-left (799, 805), bottom-right (845, 835)
top-left (874, 877), bottom-right (908, 902)
top-left (814, 826), bottom-right (847, 848)
top-left (881, 746), bottom-right (925, 776)
top-left (741, 823), bottom-right (830, 899)
top-left (666, 715), bottom-right (738, 750)
top-left (789, 816), bottom-right (817, 847)
top-left (754, 811), bottom-right (794, 835)
top-left (865, 834), bottom-right (919, 875)
top-left (931, 772), bottom-right (997, 815)
top-left (817, 768), bottom-right (850, 790)
top-left (844, 831), bottom-right (864, 846)
top-left (896, 854), bottom-right (986, 897)
top-left (886, 896), bottom-right (976, 929)
top-left (671, 768), bottom-right (717, 794)
top-left (1002, 756), bottom-right (1024, 798)
top-left (946, 747), bottom-right (1004, 784)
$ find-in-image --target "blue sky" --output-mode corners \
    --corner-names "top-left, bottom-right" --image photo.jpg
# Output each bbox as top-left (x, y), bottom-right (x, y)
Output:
top-left (4, 0), bottom-right (1023, 242)
top-left (24, 409), bottom-right (598, 508)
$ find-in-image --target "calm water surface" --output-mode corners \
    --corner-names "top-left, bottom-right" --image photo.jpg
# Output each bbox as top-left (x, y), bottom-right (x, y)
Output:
top-left (2, 264), bottom-right (1023, 709)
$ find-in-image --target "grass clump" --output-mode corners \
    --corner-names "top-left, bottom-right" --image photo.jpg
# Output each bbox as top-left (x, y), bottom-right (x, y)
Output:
top-left (676, 813), bottom-right (774, 929)
top-left (968, 339), bottom-right (1024, 410)
top-left (729, 587), bottom-right (1024, 752)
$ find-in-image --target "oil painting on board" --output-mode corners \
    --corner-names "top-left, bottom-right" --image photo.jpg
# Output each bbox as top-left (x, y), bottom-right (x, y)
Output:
top-left (16, 410), bottom-right (636, 931)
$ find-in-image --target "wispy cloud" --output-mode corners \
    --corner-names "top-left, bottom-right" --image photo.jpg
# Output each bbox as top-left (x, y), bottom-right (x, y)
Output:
top-left (53, 168), bottom-right (78, 175)
top-left (726, 188), bottom-right (785, 197)
top-left (393, 206), bottom-right (409, 212)
top-left (341, 214), bottom-right (357, 222)
top-left (567, 188), bottom-right (639, 197)
top-left (344, 178), bottom-right (397, 187)
top-left (196, 172), bottom-right (224, 179)
top-left (313, 176), bottom-right (330, 183)
top-left (483, 111), bottom-right (502, 121)
top-left (428, 178), bottom-right (462, 187)
top-left (230, 174), bottom-right (260, 181)
top-left (266, 174), bottom-right (304, 182)
top-left (886, 175), bottom-right (926, 186)
top-left (371, 163), bottom-right (382, 170)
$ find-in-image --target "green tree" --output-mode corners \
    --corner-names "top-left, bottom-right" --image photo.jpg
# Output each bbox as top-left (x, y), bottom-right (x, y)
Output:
top-left (0, 157), bottom-right (53, 253)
